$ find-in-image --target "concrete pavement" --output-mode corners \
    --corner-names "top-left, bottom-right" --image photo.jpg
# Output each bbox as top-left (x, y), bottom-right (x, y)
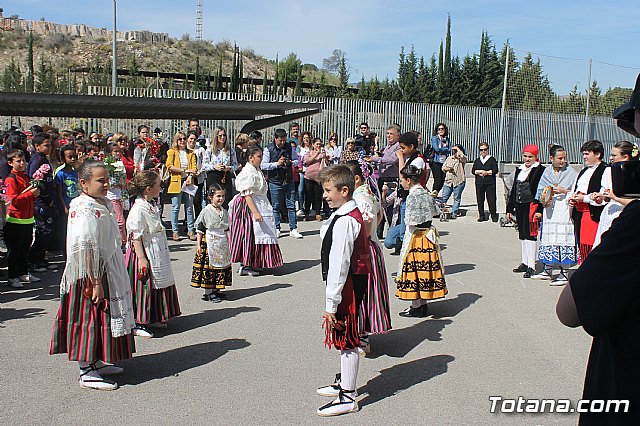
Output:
top-left (0, 178), bottom-right (592, 425)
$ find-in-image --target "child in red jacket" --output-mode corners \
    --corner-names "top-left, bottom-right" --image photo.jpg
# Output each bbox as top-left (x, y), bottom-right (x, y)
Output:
top-left (4, 149), bottom-right (40, 288)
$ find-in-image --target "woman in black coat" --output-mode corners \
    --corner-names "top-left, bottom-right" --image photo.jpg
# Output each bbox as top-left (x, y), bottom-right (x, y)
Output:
top-left (471, 142), bottom-right (499, 222)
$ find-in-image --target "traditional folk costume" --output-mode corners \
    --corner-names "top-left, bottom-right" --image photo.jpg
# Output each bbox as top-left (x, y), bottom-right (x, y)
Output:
top-left (191, 204), bottom-right (232, 300)
top-left (593, 167), bottom-right (622, 249)
top-left (571, 162), bottom-right (607, 263)
top-left (395, 184), bottom-right (447, 308)
top-left (506, 145), bottom-right (545, 276)
top-left (50, 195), bottom-right (135, 388)
top-left (534, 164), bottom-right (578, 284)
top-left (352, 184), bottom-right (392, 335)
top-left (229, 162), bottom-right (283, 271)
top-left (125, 198), bottom-right (181, 326)
top-left (317, 200), bottom-right (371, 416)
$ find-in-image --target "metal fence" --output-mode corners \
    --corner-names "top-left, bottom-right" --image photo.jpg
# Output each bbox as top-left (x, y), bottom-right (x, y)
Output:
top-left (1, 86), bottom-right (632, 164)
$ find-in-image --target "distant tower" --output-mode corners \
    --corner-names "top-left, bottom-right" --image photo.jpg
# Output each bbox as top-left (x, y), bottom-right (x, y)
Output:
top-left (196, 0), bottom-right (203, 41)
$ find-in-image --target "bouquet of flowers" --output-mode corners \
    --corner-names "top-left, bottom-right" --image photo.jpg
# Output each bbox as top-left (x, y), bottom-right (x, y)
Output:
top-left (31, 164), bottom-right (51, 189)
top-left (0, 179), bottom-right (8, 228)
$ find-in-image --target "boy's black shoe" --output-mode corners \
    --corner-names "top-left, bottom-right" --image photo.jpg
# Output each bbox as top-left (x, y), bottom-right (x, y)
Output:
top-left (512, 263), bottom-right (528, 273)
top-left (523, 267), bottom-right (535, 279)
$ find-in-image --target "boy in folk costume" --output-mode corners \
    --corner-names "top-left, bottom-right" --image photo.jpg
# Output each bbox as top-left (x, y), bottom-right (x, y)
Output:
top-left (125, 171), bottom-right (181, 338)
top-left (50, 160), bottom-right (136, 391)
top-left (568, 140), bottom-right (608, 263)
top-left (506, 144), bottom-right (545, 278)
top-left (316, 164), bottom-right (372, 417)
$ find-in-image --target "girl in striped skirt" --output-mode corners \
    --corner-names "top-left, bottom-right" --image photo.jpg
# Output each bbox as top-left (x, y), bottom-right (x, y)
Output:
top-left (50, 159), bottom-right (136, 391)
top-left (344, 161), bottom-right (392, 352)
top-left (191, 184), bottom-right (232, 303)
top-left (229, 145), bottom-right (283, 276)
top-left (125, 171), bottom-right (181, 338)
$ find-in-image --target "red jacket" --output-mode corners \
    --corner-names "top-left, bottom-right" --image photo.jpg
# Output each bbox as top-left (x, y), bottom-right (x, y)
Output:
top-left (5, 169), bottom-right (36, 223)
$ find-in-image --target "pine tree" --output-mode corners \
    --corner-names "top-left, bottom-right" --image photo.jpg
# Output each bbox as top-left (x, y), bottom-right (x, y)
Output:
top-left (294, 65), bottom-right (303, 96)
top-left (272, 55), bottom-right (279, 95)
top-left (2, 57), bottom-right (23, 92)
top-left (588, 80), bottom-right (601, 116)
top-left (26, 30), bottom-right (34, 92)
top-left (262, 65), bottom-right (268, 95)
top-left (35, 57), bottom-right (56, 93)
top-left (337, 55), bottom-right (349, 96)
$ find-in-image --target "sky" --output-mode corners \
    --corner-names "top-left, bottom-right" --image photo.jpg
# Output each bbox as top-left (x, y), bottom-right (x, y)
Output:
top-left (3, 0), bottom-right (639, 94)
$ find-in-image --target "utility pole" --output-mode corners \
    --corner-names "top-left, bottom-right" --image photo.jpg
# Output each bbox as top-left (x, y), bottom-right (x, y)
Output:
top-left (196, 0), bottom-right (203, 41)
top-left (112, 0), bottom-right (117, 95)
top-left (497, 41), bottom-right (510, 171)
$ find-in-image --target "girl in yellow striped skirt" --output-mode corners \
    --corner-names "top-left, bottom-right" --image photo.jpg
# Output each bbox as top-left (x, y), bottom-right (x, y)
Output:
top-left (395, 165), bottom-right (447, 318)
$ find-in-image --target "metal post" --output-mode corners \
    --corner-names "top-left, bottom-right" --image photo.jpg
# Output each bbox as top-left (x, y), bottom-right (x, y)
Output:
top-left (583, 58), bottom-right (592, 142)
top-left (497, 43), bottom-right (510, 172)
top-left (112, 0), bottom-right (117, 95)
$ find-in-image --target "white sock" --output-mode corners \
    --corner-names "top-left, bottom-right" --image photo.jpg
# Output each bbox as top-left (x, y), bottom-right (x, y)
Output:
top-left (340, 349), bottom-right (359, 392)
top-left (520, 240), bottom-right (527, 265)
top-left (410, 299), bottom-right (422, 309)
top-left (524, 240), bottom-right (536, 269)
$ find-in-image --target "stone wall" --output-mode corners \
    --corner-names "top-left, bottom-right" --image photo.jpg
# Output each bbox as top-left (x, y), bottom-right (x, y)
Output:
top-left (1, 17), bottom-right (168, 43)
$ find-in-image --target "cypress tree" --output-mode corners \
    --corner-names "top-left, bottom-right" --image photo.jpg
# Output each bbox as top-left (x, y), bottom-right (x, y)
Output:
top-left (26, 30), bottom-right (34, 92)
top-left (262, 65), bottom-right (268, 95)
top-left (294, 65), bottom-right (303, 96)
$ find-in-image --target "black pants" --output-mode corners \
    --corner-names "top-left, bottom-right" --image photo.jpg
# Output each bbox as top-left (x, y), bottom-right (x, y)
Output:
top-left (303, 179), bottom-right (323, 216)
top-left (4, 222), bottom-right (32, 278)
top-left (515, 202), bottom-right (536, 241)
top-left (57, 210), bottom-right (69, 258)
top-left (475, 182), bottom-right (497, 218)
top-left (431, 162), bottom-right (445, 193)
top-left (193, 180), bottom-right (205, 219)
top-left (29, 203), bottom-right (57, 265)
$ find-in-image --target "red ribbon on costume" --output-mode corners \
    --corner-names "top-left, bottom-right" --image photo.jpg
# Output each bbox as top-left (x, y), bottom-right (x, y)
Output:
top-left (529, 203), bottom-right (539, 237)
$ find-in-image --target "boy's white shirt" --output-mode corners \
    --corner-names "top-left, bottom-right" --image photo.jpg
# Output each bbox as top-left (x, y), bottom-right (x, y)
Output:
top-left (320, 199), bottom-right (361, 314)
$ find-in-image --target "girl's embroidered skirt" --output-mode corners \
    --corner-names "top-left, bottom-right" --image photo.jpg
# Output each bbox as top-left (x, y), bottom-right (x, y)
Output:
top-left (191, 235), bottom-right (232, 289)
top-left (229, 195), bottom-right (283, 269)
top-left (126, 247), bottom-right (181, 325)
top-left (358, 239), bottom-right (392, 334)
top-left (50, 278), bottom-right (135, 362)
top-left (396, 229), bottom-right (447, 301)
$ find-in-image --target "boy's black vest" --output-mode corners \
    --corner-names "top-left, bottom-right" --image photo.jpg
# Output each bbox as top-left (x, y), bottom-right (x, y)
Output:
top-left (573, 162), bottom-right (607, 222)
top-left (265, 142), bottom-right (292, 185)
top-left (321, 208), bottom-right (371, 282)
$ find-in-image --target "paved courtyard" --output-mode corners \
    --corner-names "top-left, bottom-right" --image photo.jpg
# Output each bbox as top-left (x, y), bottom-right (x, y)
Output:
top-left (0, 177), bottom-right (592, 425)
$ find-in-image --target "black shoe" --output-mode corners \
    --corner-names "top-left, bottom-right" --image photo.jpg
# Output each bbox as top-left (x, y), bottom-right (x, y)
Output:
top-left (399, 306), bottom-right (427, 318)
top-left (513, 263), bottom-right (528, 273)
top-left (477, 216), bottom-right (488, 222)
top-left (206, 293), bottom-right (222, 303)
top-left (421, 303), bottom-right (429, 316)
top-left (523, 267), bottom-right (535, 279)
top-left (490, 214), bottom-right (499, 222)
top-left (215, 291), bottom-right (227, 300)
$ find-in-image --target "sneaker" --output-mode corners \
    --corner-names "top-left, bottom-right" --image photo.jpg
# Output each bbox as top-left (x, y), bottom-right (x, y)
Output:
top-left (132, 325), bottom-right (154, 338)
top-left (450, 212), bottom-right (457, 220)
top-left (94, 361), bottom-right (124, 376)
top-left (29, 264), bottom-right (47, 273)
top-left (399, 306), bottom-right (426, 318)
top-left (317, 390), bottom-right (359, 417)
top-left (531, 271), bottom-right (552, 280)
top-left (512, 263), bottom-right (528, 273)
top-left (550, 276), bottom-right (568, 286)
top-left (19, 273), bottom-right (41, 283)
top-left (290, 229), bottom-right (303, 239)
top-left (172, 232), bottom-right (181, 241)
top-left (8, 278), bottom-right (23, 288)
top-left (276, 229), bottom-right (281, 238)
top-left (79, 375), bottom-right (118, 391)
top-left (523, 267), bottom-right (535, 279)
top-left (296, 209), bottom-right (305, 217)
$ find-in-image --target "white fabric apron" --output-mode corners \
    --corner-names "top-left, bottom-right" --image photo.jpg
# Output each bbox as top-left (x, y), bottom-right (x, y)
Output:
top-left (540, 193), bottom-right (575, 247)
top-left (252, 194), bottom-right (278, 244)
top-left (206, 228), bottom-right (231, 268)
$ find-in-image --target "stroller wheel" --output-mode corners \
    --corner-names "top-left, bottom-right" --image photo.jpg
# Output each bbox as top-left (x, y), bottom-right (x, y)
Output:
top-left (499, 217), bottom-right (506, 227)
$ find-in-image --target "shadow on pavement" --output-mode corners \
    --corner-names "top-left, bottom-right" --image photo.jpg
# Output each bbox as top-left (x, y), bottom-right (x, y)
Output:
top-left (119, 338), bottom-right (251, 386)
top-left (272, 259), bottom-right (320, 276)
top-left (359, 355), bottom-right (455, 408)
top-left (369, 292), bottom-right (481, 358)
top-left (444, 263), bottom-right (476, 275)
top-left (0, 274), bottom-right (63, 303)
top-left (223, 283), bottom-right (293, 301)
top-left (162, 307), bottom-right (260, 334)
top-left (299, 230), bottom-right (320, 237)
top-left (168, 243), bottom-right (196, 253)
top-left (0, 307), bottom-right (47, 325)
